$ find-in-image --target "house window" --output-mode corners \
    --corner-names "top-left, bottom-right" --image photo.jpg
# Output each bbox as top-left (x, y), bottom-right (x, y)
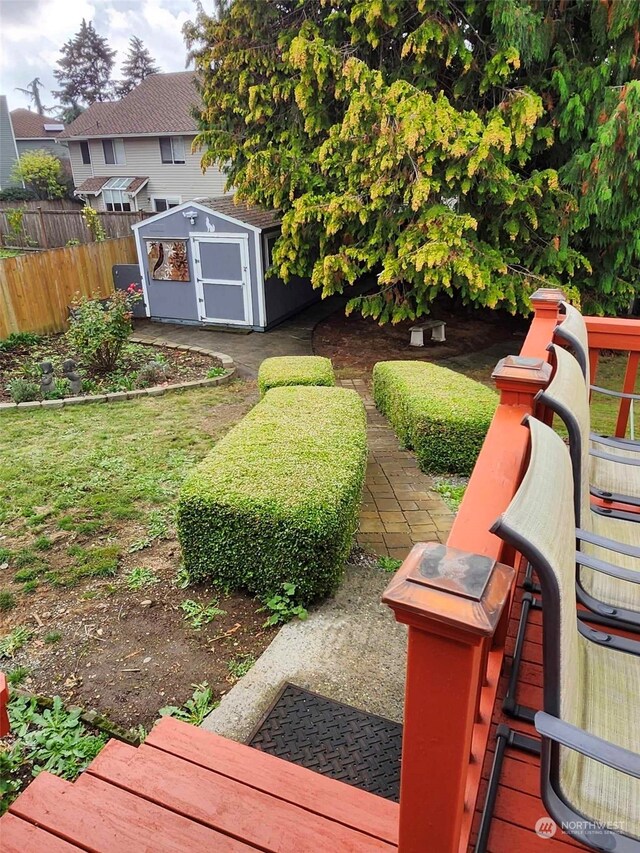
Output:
top-left (103, 138), bottom-right (125, 165)
top-left (153, 197), bottom-right (181, 212)
top-left (80, 141), bottom-right (91, 165)
top-left (102, 177), bottom-right (133, 211)
top-left (159, 136), bottom-right (185, 164)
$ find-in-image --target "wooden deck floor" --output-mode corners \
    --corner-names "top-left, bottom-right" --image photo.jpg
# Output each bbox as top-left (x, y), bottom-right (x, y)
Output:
top-left (470, 568), bottom-right (584, 852)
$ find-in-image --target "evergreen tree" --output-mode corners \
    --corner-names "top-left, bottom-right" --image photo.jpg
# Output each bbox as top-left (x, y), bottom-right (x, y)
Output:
top-left (15, 78), bottom-right (46, 114)
top-left (53, 19), bottom-right (116, 110)
top-left (186, 1), bottom-right (640, 319)
top-left (116, 37), bottom-right (161, 97)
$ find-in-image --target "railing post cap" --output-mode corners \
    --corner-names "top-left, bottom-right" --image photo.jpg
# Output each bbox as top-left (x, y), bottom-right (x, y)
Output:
top-left (491, 355), bottom-right (552, 392)
top-left (530, 287), bottom-right (566, 309)
top-left (382, 542), bottom-right (515, 638)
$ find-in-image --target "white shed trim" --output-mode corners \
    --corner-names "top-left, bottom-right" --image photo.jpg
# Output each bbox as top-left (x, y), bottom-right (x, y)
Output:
top-left (133, 226), bottom-right (151, 317)
top-left (254, 229), bottom-right (266, 329)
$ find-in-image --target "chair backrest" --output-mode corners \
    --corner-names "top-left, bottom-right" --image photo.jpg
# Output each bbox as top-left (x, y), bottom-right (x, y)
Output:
top-left (555, 301), bottom-right (590, 386)
top-left (492, 416), bottom-right (580, 726)
top-left (537, 344), bottom-right (591, 530)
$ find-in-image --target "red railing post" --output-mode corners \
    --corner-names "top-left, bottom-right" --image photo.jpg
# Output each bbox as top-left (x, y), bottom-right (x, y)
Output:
top-left (520, 287), bottom-right (565, 358)
top-left (383, 543), bottom-right (515, 853)
top-left (0, 672), bottom-right (9, 737)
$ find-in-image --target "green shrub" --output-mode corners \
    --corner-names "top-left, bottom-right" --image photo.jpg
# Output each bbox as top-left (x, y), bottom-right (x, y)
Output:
top-left (178, 386), bottom-right (367, 604)
top-left (257, 356), bottom-right (335, 397)
top-left (373, 361), bottom-right (497, 475)
top-left (0, 332), bottom-right (41, 352)
top-left (6, 378), bottom-right (39, 404)
top-left (66, 288), bottom-right (142, 373)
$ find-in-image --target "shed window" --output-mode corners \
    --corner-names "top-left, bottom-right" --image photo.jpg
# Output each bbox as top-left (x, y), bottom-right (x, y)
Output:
top-left (159, 136), bottom-right (185, 164)
top-left (103, 138), bottom-right (125, 165)
top-left (265, 234), bottom-right (279, 268)
top-left (102, 177), bottom-right (133, 211)
top-left (80, 141), bottom-right (91, 165)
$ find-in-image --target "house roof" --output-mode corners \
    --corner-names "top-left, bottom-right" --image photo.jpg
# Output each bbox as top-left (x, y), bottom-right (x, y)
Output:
top-left (74, 175), bottom-right (148, 196)
top-left (197, 196), bottom-right (281, 231)
top-left (10, 109), bottom-right (65, 139)
top-left (59, 73), bottom-right (200, 139)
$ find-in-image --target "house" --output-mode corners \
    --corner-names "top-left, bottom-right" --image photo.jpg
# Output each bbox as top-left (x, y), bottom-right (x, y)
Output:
top-left (9, 108), bottom-right (68, 164)
top-left (0, 96), bottom-right (20, 189)
top-left (59, 72), bottom-right (227, 213)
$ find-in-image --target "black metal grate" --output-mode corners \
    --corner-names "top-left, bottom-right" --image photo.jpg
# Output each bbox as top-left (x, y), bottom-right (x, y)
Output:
top-left (248, 683), bottom-right (402, 801)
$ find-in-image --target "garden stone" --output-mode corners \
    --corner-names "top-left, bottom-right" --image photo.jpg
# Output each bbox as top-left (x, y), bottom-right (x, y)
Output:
top-left (62, 359), bottom-right (83, 395)
top-left (106, 392), bottom-right (128, 402)
top-left (17, 401), bottom-right (41, 410)
top-left (41, 399), bottom-right (64, 409)
top-left (126, 390), bottom-right (149, 399)
top-left (64, 396), bottom-right (90, 405)
top-left (40, 361), bottom-right (54, 397)
top-left (0, 402), bottom-right (18, 411)
top-left (146, 387), bottom-right (166, 397)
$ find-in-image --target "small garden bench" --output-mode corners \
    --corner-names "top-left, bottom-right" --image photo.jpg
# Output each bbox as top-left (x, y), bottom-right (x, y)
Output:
top-left (408, 320), bottom-right (446, 346)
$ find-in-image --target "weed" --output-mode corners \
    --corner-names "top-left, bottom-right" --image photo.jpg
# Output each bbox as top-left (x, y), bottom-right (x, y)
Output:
top-left (22, 580), bottom-right (39, 594)
top-left (0, 626), bottom-right (33, 658)
top-left (376, 556), bottom-right (403, 573)
top-left (6, 378), bottom-right (39, 404)
top-left (14, 567), bottom-right (41, 582)
top-left (0, 746), bottom-right (23, 814)
top-left (0, 547), bottom-right (13, 563)
top-left (172, 566), bottom-right (191, 589)
top-left (14, 548), bottom-right (42, 568)
top-left (126, 566), bottom-right (160, 590)
top-left (206, 367), bottom-right (226, 378)
top-left (0, 332), bottom-right (41, 352)
top-left (57, 516), bottom-right (75, 531)
top-left (75, 520), bottom-right (104, 535)
top-left (0, 590), bottom-right (16, 611)
top-left (432, 480), bottom-right (467, 512)
top-left (6, 666), bottom-right (30, 686)
top-left (159, 682), bottom-right (217, 725)
top-left (33, 535), bottom-right (53, 551)
top-left (44, 631), bottom-right (62, 645)
top-left (227, 654), bottom-right (256, 679)
top-left (180, 598), bottom-right (226, 630)
top-left (69, 546), bottom-right (119, 582)
top-left (128, 510), bottom-right (171, 553)
top-left (260, 583), bottom-right (308, 628)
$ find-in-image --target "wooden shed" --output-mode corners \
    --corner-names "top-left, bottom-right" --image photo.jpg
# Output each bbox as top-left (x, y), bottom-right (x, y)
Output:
top-left (131, 196), bottom-right (319, 331)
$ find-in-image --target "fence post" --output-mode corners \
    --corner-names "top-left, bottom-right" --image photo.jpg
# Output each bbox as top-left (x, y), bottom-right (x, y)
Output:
top-left (520, 287), bottom-right (565, 358)
top-left (37, 207), bottom-right (49, 249)
top-left (382, 543), bottom-right (515, 853)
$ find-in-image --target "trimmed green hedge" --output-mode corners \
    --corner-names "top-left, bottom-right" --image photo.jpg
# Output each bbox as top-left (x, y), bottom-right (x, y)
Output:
top-left (257, 356), bottom-right (335, 396)
top-left (373, 361), bottom-right (497, 475)
top-left (177, 385), bottom-right (367, 604)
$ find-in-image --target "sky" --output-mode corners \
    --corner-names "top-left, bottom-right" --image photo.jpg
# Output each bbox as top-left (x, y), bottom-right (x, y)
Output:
top-left (0, 0), bottom-right (200, 115)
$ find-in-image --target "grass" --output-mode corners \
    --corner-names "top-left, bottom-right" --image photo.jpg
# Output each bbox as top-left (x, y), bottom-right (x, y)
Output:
top-left (0, 248), bottom-right (22, 259)
top-left (0, 384), bottom-right (254, 590)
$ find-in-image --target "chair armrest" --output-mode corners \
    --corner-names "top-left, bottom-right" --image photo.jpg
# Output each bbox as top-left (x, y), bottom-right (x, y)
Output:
top-left (590, 447), bottom-right (640, 467)
top-left (590, 432), bottom-right (640, 453)
top-left (577, 528), bottom-right (640, 559)
top-left (535, 711), bottom-right (640, 779)
top-left (590, 384), bottom-right (640, 402)
top-left (576, 550), bottom-right (640, 584)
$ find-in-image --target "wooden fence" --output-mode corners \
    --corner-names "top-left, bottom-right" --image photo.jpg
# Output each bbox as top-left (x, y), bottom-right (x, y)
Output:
top-left (0, 208), bottom-right (148, 250)
top-left (0, 236), bottom-right (137, 338)
top-left (0, 198), bottom-right (82, 211)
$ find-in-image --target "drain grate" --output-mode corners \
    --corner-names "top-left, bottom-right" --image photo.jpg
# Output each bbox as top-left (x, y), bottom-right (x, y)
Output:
top-left (248, 683), bottom-right (402, 801)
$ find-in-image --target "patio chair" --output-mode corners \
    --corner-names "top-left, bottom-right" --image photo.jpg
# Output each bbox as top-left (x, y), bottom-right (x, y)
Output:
top-left (555, 301), bottom-right (640, 506)
top-left (492, 416), bottom-right (640, 851)
top-left (538, 344), bottom-right (640, 627)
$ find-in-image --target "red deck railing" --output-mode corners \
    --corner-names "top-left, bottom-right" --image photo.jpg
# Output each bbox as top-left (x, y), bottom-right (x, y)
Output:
top-left (383, 289), bottom-right (640, 852)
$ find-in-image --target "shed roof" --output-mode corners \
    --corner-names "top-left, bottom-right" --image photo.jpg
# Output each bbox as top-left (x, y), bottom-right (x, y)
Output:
top-left (197, 195), bottom-right (281, 231)
top-left (10, 109), bottom-right (65, 139)
top-left (59, 73), bottom-right (199, 139)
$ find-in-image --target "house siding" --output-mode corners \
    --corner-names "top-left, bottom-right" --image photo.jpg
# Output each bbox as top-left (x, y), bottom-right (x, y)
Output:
top-left (68, 135), bottom-right (227, 211)
top-left (16, 139), bottom-right (70, 161)
top-left (0, 96), bottom-right (20, 190)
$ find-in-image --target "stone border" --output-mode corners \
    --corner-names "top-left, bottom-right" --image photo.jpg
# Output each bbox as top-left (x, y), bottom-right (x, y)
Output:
top-left (0, 342), bottom-right (236, 413)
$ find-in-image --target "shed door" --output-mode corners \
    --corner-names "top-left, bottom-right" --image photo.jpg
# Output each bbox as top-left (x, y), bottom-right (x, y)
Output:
top-left (192, 235), bottom-right (252, 326)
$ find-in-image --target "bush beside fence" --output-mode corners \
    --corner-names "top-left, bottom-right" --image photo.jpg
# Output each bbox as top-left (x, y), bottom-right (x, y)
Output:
top-left (257, 355), bottom-right (335, 396)
top-left (373, 360), bottom-right (497, 475)
top-left (177, 385), bottom-right (368, 604)
top-left (0, 236), bottom-right (137, 338)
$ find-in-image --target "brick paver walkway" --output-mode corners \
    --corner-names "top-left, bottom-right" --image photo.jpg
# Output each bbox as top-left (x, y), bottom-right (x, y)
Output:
top-left (339, 379), bottom-right (455, 560)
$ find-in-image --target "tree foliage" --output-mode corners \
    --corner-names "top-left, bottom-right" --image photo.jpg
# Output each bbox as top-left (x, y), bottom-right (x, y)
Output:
top-left (11, 150), bottom-right (66, 200)
top-left (116, 37), bottom-right (161, 97)
top-left (54, 19), bottom-right (116, 113)
top-left (186, 0), bottom-right (640, 318)
top-left (15, 78), bottom-right (47, 115)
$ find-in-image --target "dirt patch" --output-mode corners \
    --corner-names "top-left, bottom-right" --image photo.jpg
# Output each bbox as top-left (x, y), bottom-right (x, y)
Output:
top-left (313, 303), bottom-right (529, 375)
top-left (1, 535), bottom-right (274, 732)
top-left (0, 336), bottom-right (222, 401)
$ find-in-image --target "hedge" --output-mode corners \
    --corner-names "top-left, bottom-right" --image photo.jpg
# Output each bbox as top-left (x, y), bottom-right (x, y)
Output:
top-left (177, 385), bottom-right (367, 604)
top-left (257, 355), bottom-right (335, 396)
top-left (373, 360), bottom-right (497, 475)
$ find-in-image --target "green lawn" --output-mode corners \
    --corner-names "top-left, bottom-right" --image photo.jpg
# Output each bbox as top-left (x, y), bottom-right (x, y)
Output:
top-left (0, 383), bottom-right (256, 588)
